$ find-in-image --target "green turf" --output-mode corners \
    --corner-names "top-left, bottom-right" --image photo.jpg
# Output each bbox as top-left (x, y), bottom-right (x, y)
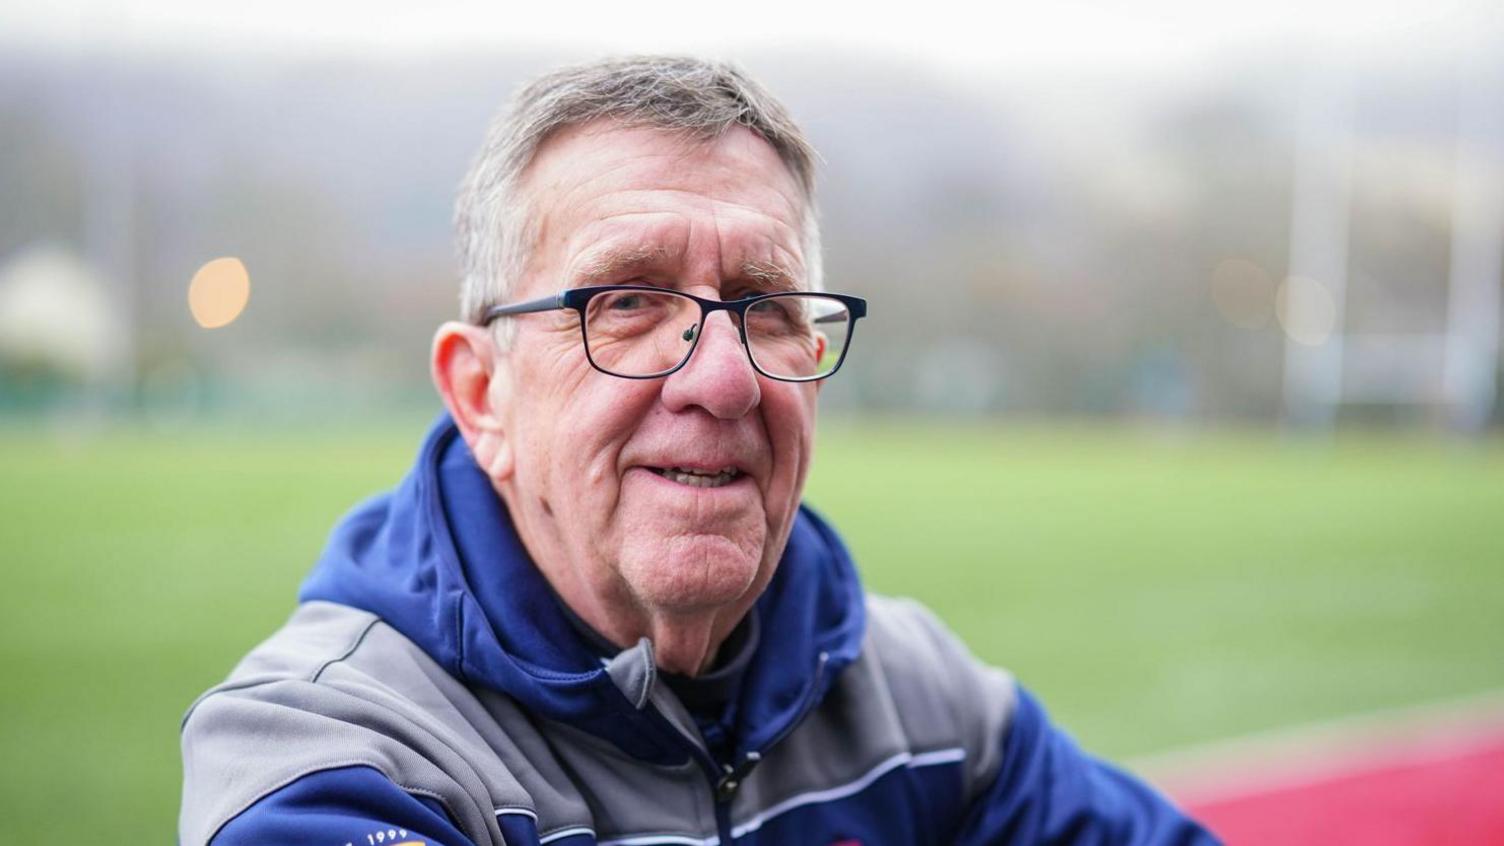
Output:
top-left (1, 419), bottom-right (1501, 842)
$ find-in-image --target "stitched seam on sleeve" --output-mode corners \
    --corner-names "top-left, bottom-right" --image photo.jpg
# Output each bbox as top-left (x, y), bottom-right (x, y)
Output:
top-left (310, 617), bottom-right (383, 683)
top-left (201, 759), bottom-right (435, 846)
top-left (389, 780), bottom-right (480, 843)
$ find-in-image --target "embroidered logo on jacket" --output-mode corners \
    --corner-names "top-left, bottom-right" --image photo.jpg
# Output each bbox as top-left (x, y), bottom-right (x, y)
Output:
top-left (349, 828), bottom-right (423, 846)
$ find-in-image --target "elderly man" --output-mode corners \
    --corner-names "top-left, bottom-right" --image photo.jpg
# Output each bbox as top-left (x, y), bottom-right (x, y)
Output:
top-left (180, 57), bottom-right (1214, 846)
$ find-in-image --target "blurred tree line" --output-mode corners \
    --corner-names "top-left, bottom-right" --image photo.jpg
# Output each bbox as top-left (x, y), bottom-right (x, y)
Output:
top-left (0, 45), bottom-right (1495, 426)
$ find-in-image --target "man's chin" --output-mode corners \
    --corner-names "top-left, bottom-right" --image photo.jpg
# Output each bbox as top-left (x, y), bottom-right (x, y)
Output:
top-left (617, 533), bottom-right (766, 611)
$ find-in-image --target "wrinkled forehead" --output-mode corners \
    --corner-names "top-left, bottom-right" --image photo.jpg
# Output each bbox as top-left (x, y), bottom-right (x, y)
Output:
top-left (569, 244), bottom-right (803, 293)
top-left (515, 122), bottom-right (811, 294)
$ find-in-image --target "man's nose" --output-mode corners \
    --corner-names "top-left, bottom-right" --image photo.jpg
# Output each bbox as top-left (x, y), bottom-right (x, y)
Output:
top-left (660, 310), bottom-right (761, 419)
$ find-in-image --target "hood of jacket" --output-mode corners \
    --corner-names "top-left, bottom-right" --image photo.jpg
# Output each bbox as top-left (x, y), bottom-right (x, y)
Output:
top-left (300, 414), bottom-right (866, 766)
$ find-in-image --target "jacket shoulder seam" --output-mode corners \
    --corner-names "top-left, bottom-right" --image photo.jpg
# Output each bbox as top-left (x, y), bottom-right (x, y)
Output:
top-left (310, 615), bottom-right (384, 684)
top-left (182, 612), bottom-right (387, 731)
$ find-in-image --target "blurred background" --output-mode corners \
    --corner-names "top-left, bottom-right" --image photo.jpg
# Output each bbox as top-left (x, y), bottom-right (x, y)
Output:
top-left (1, 1), bottom-right (1501, 842)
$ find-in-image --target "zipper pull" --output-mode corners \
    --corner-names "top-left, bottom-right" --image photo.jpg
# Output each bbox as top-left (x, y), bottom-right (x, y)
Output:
top-left (714, 751), bottom-right (763, 801)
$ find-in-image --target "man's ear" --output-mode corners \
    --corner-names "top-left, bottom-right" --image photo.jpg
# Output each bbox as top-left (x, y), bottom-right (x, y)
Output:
top-left (431, 321), bottom-right (514, 481)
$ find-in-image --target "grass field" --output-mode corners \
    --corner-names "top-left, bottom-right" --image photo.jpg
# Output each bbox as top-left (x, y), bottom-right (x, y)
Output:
top-left (2, 418), bottom-right (1501, 843)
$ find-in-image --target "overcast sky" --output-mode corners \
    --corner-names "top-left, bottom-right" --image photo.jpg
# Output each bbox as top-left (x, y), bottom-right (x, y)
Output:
top-left (2, 0), bottom-right (1500, 76)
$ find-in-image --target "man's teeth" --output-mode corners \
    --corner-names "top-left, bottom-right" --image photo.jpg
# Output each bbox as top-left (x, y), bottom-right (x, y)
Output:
top-left (652, 467), bottom-right (741, 488)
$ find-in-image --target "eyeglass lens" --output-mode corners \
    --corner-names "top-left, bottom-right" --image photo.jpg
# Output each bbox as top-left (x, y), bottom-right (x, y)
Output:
top-left (581, 290), bottom-right (852, 380)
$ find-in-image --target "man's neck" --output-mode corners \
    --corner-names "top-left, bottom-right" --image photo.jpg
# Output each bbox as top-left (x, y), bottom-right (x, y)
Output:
top-left (589, 602), bottom-right (743, 677)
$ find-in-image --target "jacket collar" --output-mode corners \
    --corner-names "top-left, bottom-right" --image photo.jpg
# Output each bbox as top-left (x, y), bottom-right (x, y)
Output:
top-left (301, 414), bottom-right (866, 764)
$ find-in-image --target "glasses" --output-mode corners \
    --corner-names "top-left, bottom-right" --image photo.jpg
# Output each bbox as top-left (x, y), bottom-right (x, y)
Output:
top-left (480, 285), bottom-right (867, 382)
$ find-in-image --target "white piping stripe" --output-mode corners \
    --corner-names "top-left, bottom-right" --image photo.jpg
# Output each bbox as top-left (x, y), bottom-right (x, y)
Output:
top-left (598, 835), bottom-right (715, 846)
top-left (494, 807), bottom-right (539, 820)
top-left (729, 746), bottom-right (967, 839)
top-left (909, 748), bottom-right (968, 768)
top-left (501, 746), bottom-right (966, 846)
top-left (539, 825), bottom-right (598, 843)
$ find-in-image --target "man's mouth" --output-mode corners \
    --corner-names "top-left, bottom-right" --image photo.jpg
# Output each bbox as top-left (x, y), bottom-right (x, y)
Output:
top-left (648, 466), bottom-right (743, 488)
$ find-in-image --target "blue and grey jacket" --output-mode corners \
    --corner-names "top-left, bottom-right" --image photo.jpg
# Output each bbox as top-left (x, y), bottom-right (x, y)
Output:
top-left (179, 416), bottom-right (1216, 845)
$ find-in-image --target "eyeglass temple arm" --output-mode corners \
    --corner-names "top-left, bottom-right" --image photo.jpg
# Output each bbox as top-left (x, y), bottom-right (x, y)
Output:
top-left (479, 293), bottom-right (568, 326)
top-left (812, 295), bottom-right (866, 323)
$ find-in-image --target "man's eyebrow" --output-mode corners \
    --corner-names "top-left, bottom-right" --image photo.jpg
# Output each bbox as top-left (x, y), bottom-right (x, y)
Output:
top-left (738, 260), bottom-right (801, 293)
top-left (574, 246), bottom-right (672, 285)
top-left (570, 250), bottom-right (801, 292)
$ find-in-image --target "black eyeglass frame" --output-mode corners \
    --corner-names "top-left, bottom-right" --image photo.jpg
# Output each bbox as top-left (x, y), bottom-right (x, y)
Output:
top-left (479, 285), bottom-right (868, 382)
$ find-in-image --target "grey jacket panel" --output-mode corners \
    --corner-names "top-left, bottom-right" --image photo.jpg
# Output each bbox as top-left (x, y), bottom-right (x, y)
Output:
top-left (863, 595), bottom-right (1016, 803)
top-left (180, 598), bottom-right (1017, 845)
top-left (180, 604), bottom-right (522, 845)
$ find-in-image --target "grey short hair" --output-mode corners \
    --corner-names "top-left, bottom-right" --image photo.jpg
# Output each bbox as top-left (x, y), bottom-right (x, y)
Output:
top-left (454, 55), bottom-right (823, 330)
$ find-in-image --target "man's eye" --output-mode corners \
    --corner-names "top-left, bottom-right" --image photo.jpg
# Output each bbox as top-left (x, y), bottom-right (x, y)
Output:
top-left (608, 294), bottom-right (644, 310)
top-left (750, 299), bottom-right (800, 325)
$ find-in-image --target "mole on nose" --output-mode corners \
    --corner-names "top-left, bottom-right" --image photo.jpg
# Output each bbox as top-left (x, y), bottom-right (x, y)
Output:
top-left (682, 323), bottom-right (699, 343)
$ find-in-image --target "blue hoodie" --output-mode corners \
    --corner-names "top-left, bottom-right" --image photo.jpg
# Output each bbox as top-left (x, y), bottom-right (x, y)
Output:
top-left (202, 415), bottom-right (1217, 845)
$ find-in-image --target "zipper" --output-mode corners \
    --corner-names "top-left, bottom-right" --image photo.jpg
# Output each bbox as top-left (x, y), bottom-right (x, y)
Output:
top-left (711, 650), bottom-right (833, 842)
top-left (741, 650), bottom-right (831, 767)
top-left (642, 705), bottom-right (739, 845)
top-left (714, 751), bottom-right (763, 802)
top-left (649, 650), bottom-right (833, 845)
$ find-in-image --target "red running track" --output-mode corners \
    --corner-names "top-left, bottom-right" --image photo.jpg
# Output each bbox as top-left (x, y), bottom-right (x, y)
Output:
top-left (1177, 731), bottom-right (1504, 845)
